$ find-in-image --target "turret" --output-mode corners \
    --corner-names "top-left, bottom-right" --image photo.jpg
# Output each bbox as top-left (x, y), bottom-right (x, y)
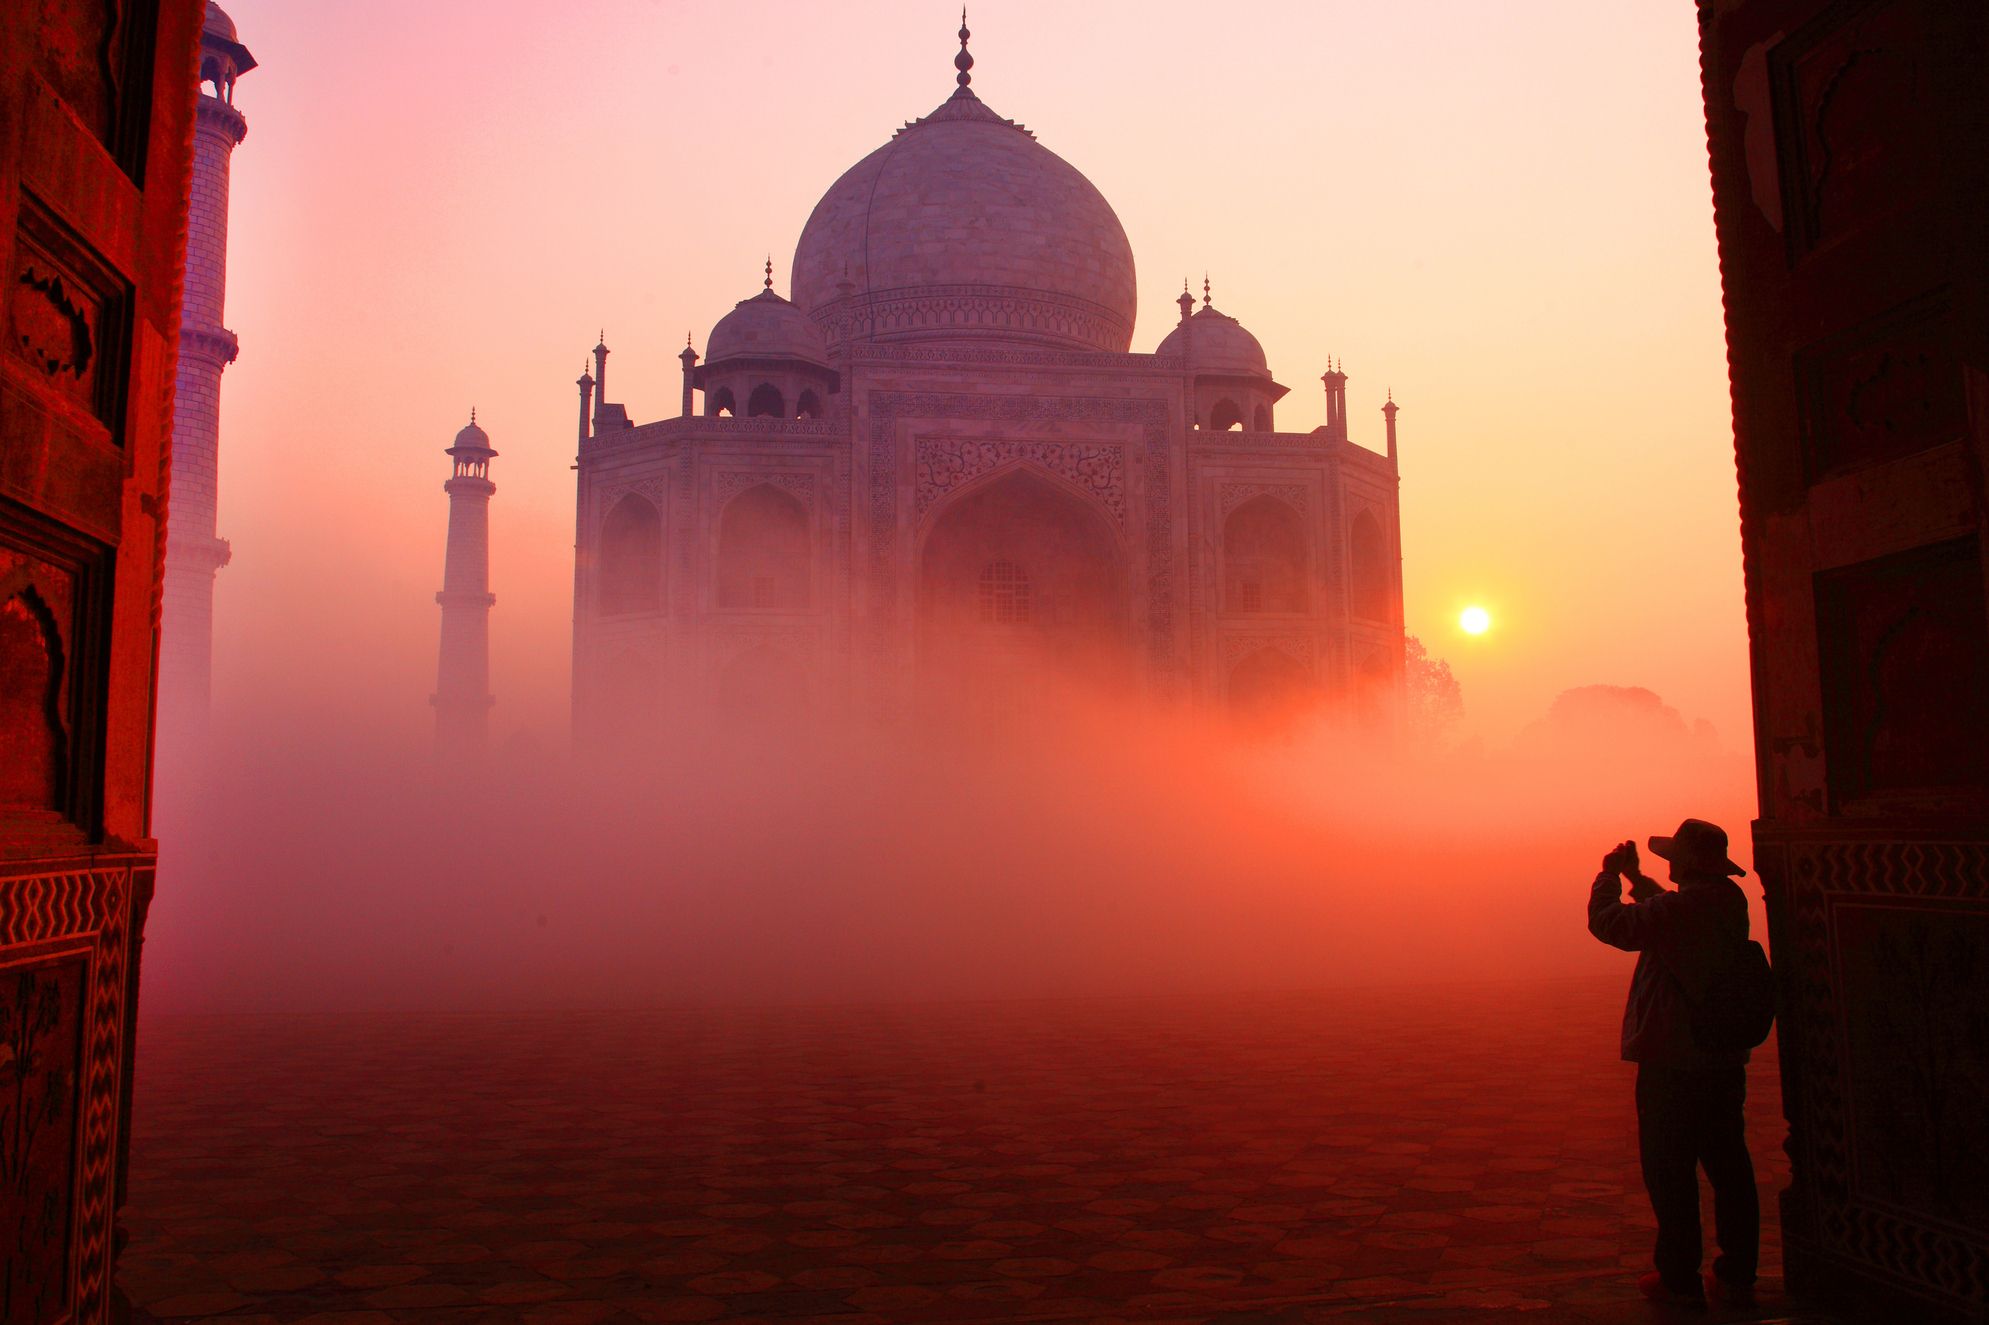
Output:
top-left (576, 366), bottom-right (593, 445)
top-left (1321, 359), bottom-right (1349, 444)
top-left (1382, 390), bottom-right (1399, 466)
top-left (679, 334), bottom-right (699, 417)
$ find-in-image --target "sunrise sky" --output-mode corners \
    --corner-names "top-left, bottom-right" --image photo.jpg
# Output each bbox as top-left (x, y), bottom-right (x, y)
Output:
top-left (207, 0), bottom-right (1744, 750)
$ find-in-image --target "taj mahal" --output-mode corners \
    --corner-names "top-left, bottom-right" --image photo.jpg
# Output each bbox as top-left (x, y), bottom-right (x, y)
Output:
top-left (567, 19), bottom-right (1404, 736)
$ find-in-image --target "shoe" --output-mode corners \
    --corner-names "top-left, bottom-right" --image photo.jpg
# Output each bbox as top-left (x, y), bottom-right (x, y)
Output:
top-left (1704, 1272), bottom-right (1756, 1307)
top-left (1638, 1271), bottom-right (1708, 1309)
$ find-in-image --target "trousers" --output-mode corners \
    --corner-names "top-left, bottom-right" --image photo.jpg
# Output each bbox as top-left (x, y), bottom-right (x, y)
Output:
top-left (1634, 1060), bottom-right (1759, 1291)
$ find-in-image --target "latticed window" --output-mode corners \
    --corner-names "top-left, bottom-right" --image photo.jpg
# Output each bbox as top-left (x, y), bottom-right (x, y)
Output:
top-left (979, 561), bottom-right (1030, 624)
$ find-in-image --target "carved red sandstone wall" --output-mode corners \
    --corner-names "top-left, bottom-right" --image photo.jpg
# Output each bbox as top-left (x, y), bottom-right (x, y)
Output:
top-left (0, 2), bottom-right (203, 1317)
top-left (1698, 0), bottom-right (1989, 1317)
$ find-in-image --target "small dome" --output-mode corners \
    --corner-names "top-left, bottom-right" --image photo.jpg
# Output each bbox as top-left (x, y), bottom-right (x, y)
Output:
top-left (203, 2), bottom-right (237, 41)
top-left (1156, 304), bottom-right (1270, 377)
top-left (706, 288), bottom-right (830, 366)
top-left (451, 418), bottom-right (491, 451)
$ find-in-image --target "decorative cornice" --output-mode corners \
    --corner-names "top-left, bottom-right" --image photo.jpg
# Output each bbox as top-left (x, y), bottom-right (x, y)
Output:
top-left (178, 326), bottom-right (238, 366)
top-left (194, 96), bottom-right (247, 145)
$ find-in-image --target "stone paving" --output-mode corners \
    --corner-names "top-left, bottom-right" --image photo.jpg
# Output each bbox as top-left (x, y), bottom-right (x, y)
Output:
top-left (122, 977), bottom-right (1819, 1324)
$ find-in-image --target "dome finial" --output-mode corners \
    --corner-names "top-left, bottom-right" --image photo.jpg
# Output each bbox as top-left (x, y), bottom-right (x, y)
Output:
top-left (1202, 273), bottom-right (1212, 308)
top-left (955, 8), bottom-right (973, 89)
top-left (764, 254), bottom-right (774, 290)
top-left (470, 406), bottom-right (476, 424)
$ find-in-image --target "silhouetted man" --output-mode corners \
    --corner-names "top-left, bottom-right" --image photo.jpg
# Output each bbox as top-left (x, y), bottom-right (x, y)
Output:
top-left (1588, 818), bottom-right (1758, 1310)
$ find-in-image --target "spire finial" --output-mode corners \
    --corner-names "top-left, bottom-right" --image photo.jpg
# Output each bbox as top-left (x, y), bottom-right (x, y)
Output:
top-left (686, 331), bottom-right (693, 348)
top-left (470, 406), bottom-right (477, 424)
top-left (955, 8), bottom-right (973, 89)
top-left (764, 254), bottom-right (774, 290)
top-left (1202, 273), bottom-right (1211, 308)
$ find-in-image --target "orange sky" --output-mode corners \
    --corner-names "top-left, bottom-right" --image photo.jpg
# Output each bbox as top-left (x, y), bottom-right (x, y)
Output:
top-left (208, 0), bottom-right (1746, 751)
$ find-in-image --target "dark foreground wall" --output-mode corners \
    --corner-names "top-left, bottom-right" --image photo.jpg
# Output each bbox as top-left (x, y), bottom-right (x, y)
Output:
top-left (0, 2), bottom-right (203, 1318)
top-left (1698, 0), bottom-right (1989, 1317)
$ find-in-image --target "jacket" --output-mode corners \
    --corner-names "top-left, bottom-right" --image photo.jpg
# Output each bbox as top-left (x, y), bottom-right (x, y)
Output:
top-left (1587, 871), bottom-right (1751, 1069)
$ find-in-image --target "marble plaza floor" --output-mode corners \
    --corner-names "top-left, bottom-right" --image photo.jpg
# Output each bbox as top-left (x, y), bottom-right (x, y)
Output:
top-left (123, 977), bottom-right (1833, 1324)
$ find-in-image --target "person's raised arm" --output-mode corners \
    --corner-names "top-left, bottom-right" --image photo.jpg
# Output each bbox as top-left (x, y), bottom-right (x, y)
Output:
top-left (1588, 840), bottom-right (1667, 951)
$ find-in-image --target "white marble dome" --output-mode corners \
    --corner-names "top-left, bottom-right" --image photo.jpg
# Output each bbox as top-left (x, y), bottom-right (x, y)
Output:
top-left (707, 287), bottom-right (831, 365)
top-left (790, 88), bottom-right (1137, 353)
top-left (1156, 304), bottom-right (1270, 377)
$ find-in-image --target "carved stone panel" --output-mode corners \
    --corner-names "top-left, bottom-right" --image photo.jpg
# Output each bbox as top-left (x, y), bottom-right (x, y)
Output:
top-left (0, 956), bottom-right (87, 1325)
top-left (28, 0), bottom-right (161, 176)
top-left (1814, 536), bottom-right (1989, 806)
top-left (914, 439), bottom-right (1125, 528)
top-left (1798, 290), bottom-right (1966, 480)
top-left (7, 199), bottom-right (131, 438)
top-left (1775, 839), bottom-right (1989, 1311)
top-left (1772, 0), bottom-right (1937, 257)
top-left (0, 862), bottom-right (139, 1325)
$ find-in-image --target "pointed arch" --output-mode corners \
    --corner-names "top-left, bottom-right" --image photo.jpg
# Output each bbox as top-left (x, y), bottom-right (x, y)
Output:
top-left (918, 466), bottom-right (1128, 688)
top-left (795, 389), bottom-right (823, 419)
top-left (598, 493), bottom-right (662, 616)
top-left (1252, 403), bottom-right (1272, 431)
top-left (709, 386), bottom-right (736, 418)
top-left (0, 587), bottom-right (66, 811)
top-left (1209, 398), bottom-right (1245, 432)
top-left (1349, 509), bottom-right (1391, 621)
top-left (717, 483), bottom-right (811, 610)
top-left (1224, 495), bottom-right (1306, 614)
top-left (747, 383), bottom-right (785, 418)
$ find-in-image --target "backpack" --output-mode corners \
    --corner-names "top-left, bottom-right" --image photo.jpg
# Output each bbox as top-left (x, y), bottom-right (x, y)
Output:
top-left (1684, 939), bottom-right (1777, 1052)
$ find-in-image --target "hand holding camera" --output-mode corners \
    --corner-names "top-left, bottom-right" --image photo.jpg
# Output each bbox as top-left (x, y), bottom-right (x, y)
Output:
top-left (1601, 840), bottom-right (1638, 876)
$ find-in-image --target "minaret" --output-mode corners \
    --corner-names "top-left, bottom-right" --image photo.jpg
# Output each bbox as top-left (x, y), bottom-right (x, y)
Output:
top-left (1382, 390), bottom-right (1400, 466)
top-left (160, 2), bottom-right (255, 725)
top-left (433, 411), bottom-right (496, 760)
top-left (576, 365), bottom-right (594, 444)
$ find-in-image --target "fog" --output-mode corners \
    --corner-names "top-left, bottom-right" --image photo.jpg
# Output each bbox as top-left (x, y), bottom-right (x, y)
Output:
top-left (144, 673), bottom-right (1755, 1015)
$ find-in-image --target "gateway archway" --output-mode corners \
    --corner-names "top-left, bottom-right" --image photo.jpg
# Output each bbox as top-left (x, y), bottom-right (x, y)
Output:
top-left (917, 467), bottom-right (1128, 715)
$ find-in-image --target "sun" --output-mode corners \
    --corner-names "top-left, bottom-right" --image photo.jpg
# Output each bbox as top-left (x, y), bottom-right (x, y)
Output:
top-left (1459, 605), bottom-right (1492, 636)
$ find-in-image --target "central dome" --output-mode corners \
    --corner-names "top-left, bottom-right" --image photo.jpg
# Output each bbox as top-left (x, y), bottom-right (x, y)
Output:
top-left (790, 88), bottom-right (1136, 354)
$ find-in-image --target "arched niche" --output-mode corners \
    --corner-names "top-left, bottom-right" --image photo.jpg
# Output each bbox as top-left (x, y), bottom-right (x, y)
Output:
top-left (1223, 495), bottom-right (1306, 614)
top-left (917, 466), bottom-right (1127, 689)
top-left (598, 493), bottom-right (662, 616)
top-left (747, 383), bottom-right (785, 419)
top-left (716, 484), bottom-right (811, 610)
top-left (1209, 398), bottom-right (1245, 432)
top-left (1349, 509), bottom-right (1390, 621)
top-left (708, 386), bottom-right (736, 418)
top-left (1252, 403), bottom-right (1272, 431)
top-left (795, 389), bottom-right (822, 420)
top-left (0, 587), bottom-right (66, 811)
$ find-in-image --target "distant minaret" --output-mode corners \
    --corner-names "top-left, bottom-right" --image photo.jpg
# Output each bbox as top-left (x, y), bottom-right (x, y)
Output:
top-left (1382, 390), bottom-right (1400, 466)
top-left (160, 2), bottom-right (255, 724)
top-left (433, 412), bottom-right (496, 760)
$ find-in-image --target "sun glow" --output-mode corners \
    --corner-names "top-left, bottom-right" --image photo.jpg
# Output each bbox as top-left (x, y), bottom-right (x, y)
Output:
top-left (1460, 606), bottom-right (1492, 636)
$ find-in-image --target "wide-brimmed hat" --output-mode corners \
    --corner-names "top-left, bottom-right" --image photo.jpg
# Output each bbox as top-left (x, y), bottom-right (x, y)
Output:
top-left (1648, 818), bottom-right (1746, 877)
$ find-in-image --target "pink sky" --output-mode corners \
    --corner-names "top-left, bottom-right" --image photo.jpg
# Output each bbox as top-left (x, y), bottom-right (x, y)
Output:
top-left (208, 0), bottom-right (1744, 750)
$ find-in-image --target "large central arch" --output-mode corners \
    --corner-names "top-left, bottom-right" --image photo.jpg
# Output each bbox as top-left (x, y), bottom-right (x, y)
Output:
top-left (916, 466), bottom-right (1129, 709)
